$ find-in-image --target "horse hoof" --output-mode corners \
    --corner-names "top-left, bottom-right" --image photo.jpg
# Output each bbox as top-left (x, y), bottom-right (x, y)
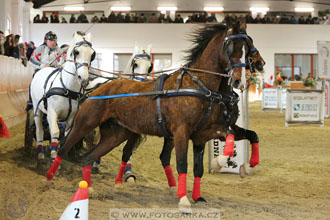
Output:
top-left (126, 177), bottom-right (135, 184)
top-left (194, 197), bottom-right (207, 203)
top-left (239, 164), bottom-right (247, 178)
top-left (178, 196), bottom-right (192, 214)
top-left (211, 158), bottom-right (221, 172)
top-left (169, 186), bottom-right (177, 196)
top-left (217, 155), bottom-right (229, 167)
top-left (88, 187), bottom-right (95, 194)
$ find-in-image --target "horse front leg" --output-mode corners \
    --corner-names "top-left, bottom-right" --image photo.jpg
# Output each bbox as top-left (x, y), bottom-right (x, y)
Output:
top-left (47, 107), bottom-right (60, 162)
top-left (173, 126), bottom-right (191, 213)
top-left (34, 110), bottom-right (45, 161)
top-left (192, 143), bottom-right (207, 203)
top-left (159, 137), bottom-right (176, 193)
top-left (231, 124), bottom-right (259, 176)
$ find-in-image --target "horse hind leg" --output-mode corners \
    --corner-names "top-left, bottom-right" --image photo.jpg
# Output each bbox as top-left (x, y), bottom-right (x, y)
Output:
top-left (83, 124), bottom-right (134, 187)
top-left (159, 137), bottom-right (176, 194)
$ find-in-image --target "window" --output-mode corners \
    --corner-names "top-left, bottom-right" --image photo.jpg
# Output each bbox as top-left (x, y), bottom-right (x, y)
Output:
top-left (113, 53), bottom-right (132, 73)
top-left (153, 54), bottom-right (172, 72)
top-left (275, 54), bottom-right (318, 80)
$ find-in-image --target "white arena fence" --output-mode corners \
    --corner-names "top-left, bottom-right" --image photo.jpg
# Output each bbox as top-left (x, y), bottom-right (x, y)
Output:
top-left (0, 56), bottom-right (33, 127)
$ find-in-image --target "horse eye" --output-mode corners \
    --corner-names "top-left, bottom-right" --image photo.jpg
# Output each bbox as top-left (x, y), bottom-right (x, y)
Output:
top-left (74, 50), bottom-right (79, 56)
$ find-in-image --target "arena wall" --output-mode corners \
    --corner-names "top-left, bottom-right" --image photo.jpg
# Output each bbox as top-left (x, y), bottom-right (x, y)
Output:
top-left (0, 56), bottom-right (33, 127)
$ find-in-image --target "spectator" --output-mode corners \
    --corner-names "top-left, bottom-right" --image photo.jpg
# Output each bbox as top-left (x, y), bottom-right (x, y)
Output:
top-left (149, 13), bottom-right (159, 23)
top-left (50, 13), bottom-right (59, 23)
top-left (245, 14), bottom-right (254, 23)
top-left (124, 13), bottom-right (131, 23)
top-left (174, 14), bottom-right (184, 23)
top-left (298, 16), bottom-right (305, 24)
top-left (130, 13), bottom-right (138, 23)
top-left (116, 12), bottom-right (124, 23)
top-left (238, 15), bottom-right (245, 24)
top-left (12, 35), bottom-right (20, 58)
top-left (158, 14), bottom-right (165, 23)
top-left (272, 16), bottom-right (280, 24)
top-left (33, 14), bottom-right (42, 23)
top-left (163, 15), bottom-right (173, 23)
top-left (100, 14), bottom-right (107, 23)
top-left (289, 16), bottom-right (297, 24)
top-left (137, 13), bottom-right (147, 23)
top-left (91, 15), bottom-right (99, 23)
top-left (41, 14), bottom-right (49, 23)
top-left (4, 35), bottom-right (14, 57)
top-left (279, 14), bottom-right (289, 24)
top-left (312, 17), bottom-right (319, 24)
top-left (108, 11), bottom-right (117, 23)
top-left (18, 43), bottom-right (27, 66)
top-left (254, 14), bottom-right (262, 23)
top-left (70, 14), bottom-right (77, 23)
top-left (0, 31), bottom-right (5, 55)
top-left (26, 41), bottom-right (35, 60)
top-left (185, 16), bottom-right (192, 23)
top-left (61, 17), bottom-right (68, 23)
top-left (77, 11), bottom-right (88, 23)
top-left (262, 15), bottom-right (271, 23)
top-left (208, 13), bottom-right (217, 23)
top-left (305, 15), bottom-right (312, 24)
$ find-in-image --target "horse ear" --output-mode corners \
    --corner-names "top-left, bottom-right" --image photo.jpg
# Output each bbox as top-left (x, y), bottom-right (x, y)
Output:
top-left (134, 42), bottom-right (139, 54)
top-left (240, 23), bottom-right (247, 32)
top-left (85, 32), bottom-right (92, 42)
top-left (146, 44), bottom-right (152, 54)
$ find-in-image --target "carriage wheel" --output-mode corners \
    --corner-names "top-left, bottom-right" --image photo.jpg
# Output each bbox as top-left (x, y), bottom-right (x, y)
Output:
top-left (24, 109), bottom-right (35, 156)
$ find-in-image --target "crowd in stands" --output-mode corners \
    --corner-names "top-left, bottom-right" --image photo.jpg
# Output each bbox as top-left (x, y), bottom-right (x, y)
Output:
top-left (0, 30), bottom-right (35, 66)
top-left (32, 11), bottom-right (328, 24)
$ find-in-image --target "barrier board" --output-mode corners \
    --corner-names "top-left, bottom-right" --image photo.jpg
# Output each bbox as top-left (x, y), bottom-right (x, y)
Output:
top-left (262, 87), bottom-right (286, 112)
top-left (285, 89), bottom-right (324, 126)
top-left (208, 89), bottom-right (247, 174)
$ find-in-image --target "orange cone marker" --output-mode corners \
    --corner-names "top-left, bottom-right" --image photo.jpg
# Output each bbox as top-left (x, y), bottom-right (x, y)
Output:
top-left (60, 181), bottom-right (88, 220)
top-left (0, 114), bottom-right (10, 138)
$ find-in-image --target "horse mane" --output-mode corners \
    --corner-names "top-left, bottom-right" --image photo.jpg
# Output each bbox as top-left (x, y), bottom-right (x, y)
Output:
top-left (185, 24), bottom-right (228, 64)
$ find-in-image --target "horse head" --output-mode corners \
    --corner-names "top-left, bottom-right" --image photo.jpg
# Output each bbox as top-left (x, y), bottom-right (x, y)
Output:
top-left (131, 43), bottom-right (153, 76)
top-left (223, 22), bottom-right (265, 89)
top-left (66, 31), bottom-right (95, 86)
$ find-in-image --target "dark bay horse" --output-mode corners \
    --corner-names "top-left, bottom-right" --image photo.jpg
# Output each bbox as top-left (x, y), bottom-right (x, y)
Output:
top-left (47, 22), bottom-right (264, 211)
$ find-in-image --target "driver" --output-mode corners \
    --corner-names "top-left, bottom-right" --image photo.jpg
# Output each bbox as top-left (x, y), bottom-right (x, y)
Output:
top-left (29, 31), bottom-right (65, 71)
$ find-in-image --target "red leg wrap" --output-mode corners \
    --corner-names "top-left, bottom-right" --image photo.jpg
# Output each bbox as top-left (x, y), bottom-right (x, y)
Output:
top-left (83, 166), bottom-right (92, 187)
top-left (177, 173), bottom-right (187, 199)
top-left (164, 165), bottom-right (176, 187)
top-left (115, 161), bottom-right (127, 184)
top-left (223, 134), bottom-right (234, 157)
top-left (192, 177), bottom-right (201, 201)
top-left (46, 155), bottom-right (62, 181)
top-left (250, 143), bottom-right (259, 167)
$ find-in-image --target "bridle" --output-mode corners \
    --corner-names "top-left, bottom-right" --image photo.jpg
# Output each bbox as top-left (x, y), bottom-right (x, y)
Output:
top-left (130, 51), bottom-right (153, 79)
top-left (64, 40), bottom-right (95, 77)
top-left (222, 31), bottom-right (261, 86)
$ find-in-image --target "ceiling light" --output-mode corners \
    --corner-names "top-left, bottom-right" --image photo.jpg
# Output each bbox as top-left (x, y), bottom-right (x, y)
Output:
top-left (110, 6), bottom-right (131, 11)
top-left (204, 7), bottom-right (224, 12)
top-left (157, 7), bottom-right (178, 11)
top-left (64, 6), bottom-right (85, 11)
top-left (249, 7), bottom-right (270, 13)
top-left (295, 8), bottom-right (314, 12)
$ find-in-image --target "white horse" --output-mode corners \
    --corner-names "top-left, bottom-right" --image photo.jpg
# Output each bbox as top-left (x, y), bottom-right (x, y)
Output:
top-left (87, 43), bottom-right (153, 90)
top-left (30, 32), bottom-right (95, 162)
